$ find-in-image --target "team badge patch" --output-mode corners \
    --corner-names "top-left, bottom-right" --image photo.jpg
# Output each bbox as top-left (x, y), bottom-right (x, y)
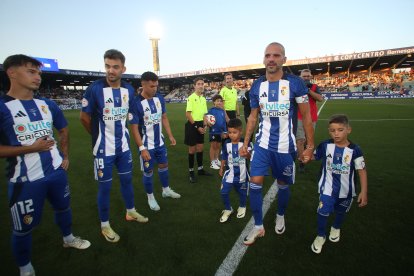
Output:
top-left (318, 201), bottom-right (323, 210)
top-left (41, 105), bottom-right (48, 114)
top-left (98, 170), bottom-right (104, 178)
top-left (82, 98), bottom-right (88, 107)
top-left (144, 162), bottom-right (150, 168)
top-left (23, 215), bottom-right (33, 225)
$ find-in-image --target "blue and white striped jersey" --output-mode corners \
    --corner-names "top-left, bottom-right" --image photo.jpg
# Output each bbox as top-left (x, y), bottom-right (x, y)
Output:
top-left (314, 139), bottom-right (366, 198)
top-left (250, 74), bottom-right (308, 153)
top-left (0, 95), bottom-right (67, 182)
top-left (82, 79), bottom-right (134, 156)
top-left (129, 93), bottom-right (166, 150)
top-left (221, 138), bottom-right (251, 184)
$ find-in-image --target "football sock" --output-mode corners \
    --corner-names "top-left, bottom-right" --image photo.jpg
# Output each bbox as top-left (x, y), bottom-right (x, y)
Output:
top-left (317, 213), bottom-right (328, 237)
top-left (235, 182), bottom-right (247, 208)
top-left (147, 193), bottom-right (154, 200)
top-left (101, 221), bottom-right (110, 227)
top-left (196, 152), bottom-right (203, 167)
top-left (55, 207), bottom-right (72, 237)
top-left (19, 262), bottom-right (34, 275)
top-left (333, 212), bottom-right (346, 229)
top-left (188, 153), bottom-right (195, 171)
top-left (220, 182), bottom-right (232, 210)
top-left (12, 232), bottom-right (32, 266)
top-left (98, 180), bottom-right (112, 222)
top-left (276, 184), bottom-right (290, 216)
top-left (249, 182), bottom-right (263, 226)
top-left (158, 167), bottom-right (169, 188)
top-left (119, 171), bottom-right (134, 210)
top-left (143, 171), bottom-right (154, 194)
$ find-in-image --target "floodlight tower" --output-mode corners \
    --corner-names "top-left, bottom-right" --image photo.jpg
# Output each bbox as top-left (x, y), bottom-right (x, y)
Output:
top-left (147, 21), bottom-right (162, 75)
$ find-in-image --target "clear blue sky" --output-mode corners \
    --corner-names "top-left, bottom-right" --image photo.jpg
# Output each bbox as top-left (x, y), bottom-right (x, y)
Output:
top-left (0, 0), bottom-right (412, 75)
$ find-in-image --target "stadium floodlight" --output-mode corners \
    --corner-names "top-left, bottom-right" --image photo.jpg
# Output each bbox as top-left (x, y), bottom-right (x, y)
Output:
top-left (146, 20), bottom-right (162, 75)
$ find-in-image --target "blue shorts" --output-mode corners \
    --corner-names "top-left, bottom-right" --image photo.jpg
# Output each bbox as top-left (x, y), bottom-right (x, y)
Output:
top-left (8, 168), bottom-right (70, 234)
top-left (94, 150), bottom-right (133, 182)
top-left (317, 194), bottom-right (353, 216)
top-left (140, 145), bottom-right (168, 173)
top-left (250, 144), bottom-right (296, 184)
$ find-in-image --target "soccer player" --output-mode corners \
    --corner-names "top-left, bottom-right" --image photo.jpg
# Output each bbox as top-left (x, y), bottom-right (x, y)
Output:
top-left (207, 94), bottom-right (228, 170)
top-left (240, 42), bottom-right (315, 245)
top-left (308, 114), bottom-right (368, 254)
top-left (218, 118), bottom-right (252, 223)
top-left (129, 71), bottom-right (181, 211)
top-left (0, 54), bottom-right (90, 276)
top-left (80, 49), bottom-right (148, 243)
top-left (296, 69), bottom-right (323, 173)
top-left (184, 77), bottom-right (212, 183)
top-left (219, 73), bottom-right (239, 119)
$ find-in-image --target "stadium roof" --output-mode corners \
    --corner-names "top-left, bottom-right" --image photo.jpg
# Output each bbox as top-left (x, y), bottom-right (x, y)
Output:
top-left (1, 46), bottom-right (413, 90)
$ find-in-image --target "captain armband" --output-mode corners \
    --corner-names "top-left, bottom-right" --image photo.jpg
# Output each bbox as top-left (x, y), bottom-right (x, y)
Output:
top-left (354, 156), bottom-right (366, 170)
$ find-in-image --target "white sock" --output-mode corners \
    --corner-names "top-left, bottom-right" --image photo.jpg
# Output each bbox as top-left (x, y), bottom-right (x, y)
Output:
top-left (147, 193), bottom-right (154, 200)
top-left (126, 208), bottom-right (136, 212)
top-left (63, 233), bottom-right (75, 243)
top-left (162, 186), bottom-right (170, 192)
top-left (101, 221), bottom-right (110, 228)
top-left (20, 262), bottom-right (34, 274)
top-left (254, 225), bottom-right (264, 229)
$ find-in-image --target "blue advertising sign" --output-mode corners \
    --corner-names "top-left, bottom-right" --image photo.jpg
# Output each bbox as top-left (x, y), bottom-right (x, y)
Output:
top-left (33, 57), bottom-right (59, 72)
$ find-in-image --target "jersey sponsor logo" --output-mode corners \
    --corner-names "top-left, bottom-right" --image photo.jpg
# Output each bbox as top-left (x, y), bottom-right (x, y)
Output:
top-left (102, 106), bottom-right (129, 121)
top-left (260, 92), bottom-right (268, 97)
top-left (260, 101), bottom-right (290, 118)
top-left (82, 98), bottom-right (88, 107)
top-left (143, 112), bottom-right (162, 126)
top-left (327, 162), bottom-right (350, 174)
top-left (106, 98), bottom-right (114, 104)
top-left (14, 120), bottom-right (53, 142)
top-left (14, 110), bottom-right (27, 118)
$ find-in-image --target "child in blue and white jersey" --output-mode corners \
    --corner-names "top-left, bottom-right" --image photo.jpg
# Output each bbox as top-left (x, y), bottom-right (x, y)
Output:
top-left (307, 114), bottom-right (368, 254)
top-left (206, 94), bottom-right (229, 170)
top-left (218, 118), bottom-right (252, 223)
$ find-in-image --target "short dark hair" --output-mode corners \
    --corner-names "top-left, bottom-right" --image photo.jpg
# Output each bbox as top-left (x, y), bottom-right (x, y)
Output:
top-left (193, 77), bottom-right (204, 85)
top-left (227, 118), bottom-right (243, 130)
top-left (224, 72), bottom-right (233, 79)
top-left (329, 114), bottom-right (349, 126)
top-left (141, 71), bottom-right (158, 82)
top-left (104, 49), bottom-right (125, 64)
top-left (3, 54), bottom-right (42, 72)
top-left (212, 94), bottom-right (223, 102)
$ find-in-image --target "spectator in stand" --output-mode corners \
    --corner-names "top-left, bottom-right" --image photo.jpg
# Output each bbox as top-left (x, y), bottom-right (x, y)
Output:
top-left (220, 73), bottom-right (239, 119)
top-left (297, 69), bottom-right (323, 173)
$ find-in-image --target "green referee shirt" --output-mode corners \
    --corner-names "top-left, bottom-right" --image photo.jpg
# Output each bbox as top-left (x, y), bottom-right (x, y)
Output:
top-left (219, 86), bottom-right (238, 111)
top-left (186, 92), bottom-right (208, 121)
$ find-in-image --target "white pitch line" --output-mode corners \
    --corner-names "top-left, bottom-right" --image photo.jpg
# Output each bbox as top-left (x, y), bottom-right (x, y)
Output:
top-left (215, 184), bottom-right (279, 276)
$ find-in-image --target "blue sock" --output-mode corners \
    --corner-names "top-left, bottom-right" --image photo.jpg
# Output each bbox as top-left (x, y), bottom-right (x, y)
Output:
top-left (249, 182), bottom-right (263, 226)
top-left (220, 182), bottom-right (232, 210)
top-left (317, 213), bottom-right (328, 237)
top-left (333, 212), bottom-right (346, 229)
top-left (143, 171), bottom-right (154, 194)
top-left (119, 171), bottom-right (134, 210)
top-left (277, 184), bottom-right (290, 216)
top-left (55, 207), bottom-right (72, 237)
top-left (158, 167), bottom-right (169, 188)
top-left (97, 180), bottom-right (112, 222)
top-left (235, 182), bottom-right (247, 208)
top-left (12, 232), bottom-right (32, 266)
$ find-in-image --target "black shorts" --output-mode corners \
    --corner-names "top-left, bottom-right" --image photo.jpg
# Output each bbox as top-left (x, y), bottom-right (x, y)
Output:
top-left (209, 133), bottom-right (223, 142)
top-left (184, 121), bottom-right (205, 146)
top-left (226, 110), bottom-right (237, 119)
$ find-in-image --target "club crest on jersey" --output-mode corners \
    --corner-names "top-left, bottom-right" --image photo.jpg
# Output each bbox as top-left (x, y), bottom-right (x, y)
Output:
top-left (41, 105), bottom-right (48, 114)
top-left (344, 154), bottom-right (350, 164)
top-left (23, 215), bottom-right (33, 225)
top-left (156, 101), bottom-right (161, 108)
top-left (123, 94), bottom-right (128, 103)
top-left (280, 86), bottom-right (288, 96)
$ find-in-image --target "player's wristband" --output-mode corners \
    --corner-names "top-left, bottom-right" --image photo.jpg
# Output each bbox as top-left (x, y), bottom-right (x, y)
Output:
top-left (139, 145), bottom-right (146, 151)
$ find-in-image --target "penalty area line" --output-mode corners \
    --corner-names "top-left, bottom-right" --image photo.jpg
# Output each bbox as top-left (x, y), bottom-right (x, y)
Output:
top-left (215, 184), bottom-right (279, 276)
